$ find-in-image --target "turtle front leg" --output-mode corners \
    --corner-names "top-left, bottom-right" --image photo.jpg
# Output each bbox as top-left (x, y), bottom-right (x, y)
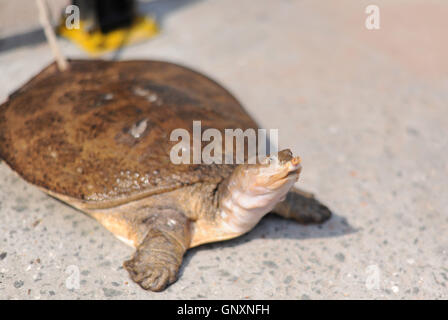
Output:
top-left (123, 210), bottom-right (191, 292)
top-left (272, 187), bottom-right (332, 224)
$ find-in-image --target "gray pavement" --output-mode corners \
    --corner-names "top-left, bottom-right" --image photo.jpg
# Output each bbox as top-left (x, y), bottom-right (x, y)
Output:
top-left (0, 0), bottom-right (447, 299)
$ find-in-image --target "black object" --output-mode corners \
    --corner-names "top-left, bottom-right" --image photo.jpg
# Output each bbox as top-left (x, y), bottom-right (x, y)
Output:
top-left (73, 0), bottom-right (136, 33)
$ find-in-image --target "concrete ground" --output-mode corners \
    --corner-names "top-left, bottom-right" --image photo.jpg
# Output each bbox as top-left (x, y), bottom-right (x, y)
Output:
top-left (0, 0), bottom-right (447, 299)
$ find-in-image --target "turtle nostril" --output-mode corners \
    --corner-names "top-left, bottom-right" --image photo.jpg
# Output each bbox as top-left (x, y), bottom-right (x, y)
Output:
top-left (291, 156), bottom-right (301, 166)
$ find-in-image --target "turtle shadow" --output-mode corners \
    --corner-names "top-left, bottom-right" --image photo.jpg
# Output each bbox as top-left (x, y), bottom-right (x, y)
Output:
top-left (179, 196), bottom-right (356, 278)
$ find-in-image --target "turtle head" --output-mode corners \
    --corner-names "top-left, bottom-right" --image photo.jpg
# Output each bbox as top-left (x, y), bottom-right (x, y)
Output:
top-left (218, 149), bottom-right (301, 234)
top-left (233, 149), bottom-right (301, 197)
top-left (253, 149), bottom-right (302, 192)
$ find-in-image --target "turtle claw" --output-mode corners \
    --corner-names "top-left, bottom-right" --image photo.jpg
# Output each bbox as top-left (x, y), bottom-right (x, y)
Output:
top-left (140, 268), bottom-right (170, 291)
top-left (273, 188), bottom-right (333, 224)
top-left (124, 258), bottom-right (177, 292)
top-left (293, 201), bottom-right (332, 224)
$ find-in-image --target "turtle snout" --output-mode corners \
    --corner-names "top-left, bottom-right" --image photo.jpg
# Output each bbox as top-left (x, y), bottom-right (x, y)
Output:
top-left (287, 156), bottom-right (302, 176)
top-left (272, 155), bottom-right (302, 180)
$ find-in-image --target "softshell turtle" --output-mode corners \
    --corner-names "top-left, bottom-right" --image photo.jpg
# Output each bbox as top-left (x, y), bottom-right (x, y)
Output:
top-left (0, 60), bottom-right (331, 291)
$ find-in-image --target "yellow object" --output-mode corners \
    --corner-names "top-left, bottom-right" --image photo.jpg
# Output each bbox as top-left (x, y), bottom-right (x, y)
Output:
top-left (58, 16), bottom-right (158, 55)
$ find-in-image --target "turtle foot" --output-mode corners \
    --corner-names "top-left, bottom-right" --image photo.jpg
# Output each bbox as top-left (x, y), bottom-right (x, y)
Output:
top-left (124, 257), bottom-right (178, 292)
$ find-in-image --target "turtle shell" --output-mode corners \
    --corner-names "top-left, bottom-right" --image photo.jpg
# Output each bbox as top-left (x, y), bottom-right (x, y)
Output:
top-left (0, 60), bottom-right (258, 206)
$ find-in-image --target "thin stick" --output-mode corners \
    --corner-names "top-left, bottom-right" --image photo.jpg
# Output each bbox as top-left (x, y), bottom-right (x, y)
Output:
top-left (36, 0), bottom-right (68, 71)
